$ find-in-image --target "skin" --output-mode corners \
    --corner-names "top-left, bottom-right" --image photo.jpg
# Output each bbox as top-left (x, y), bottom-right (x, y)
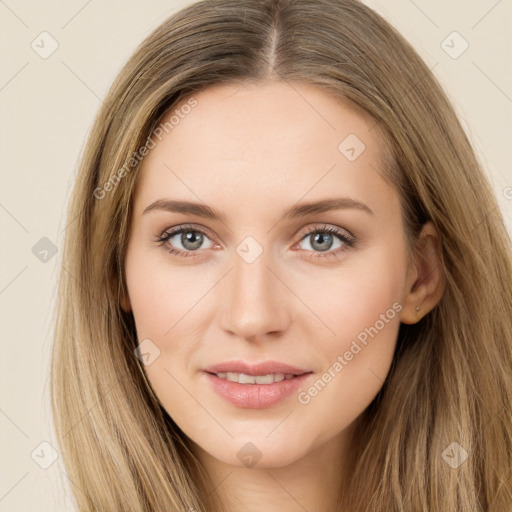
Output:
top-left (122, 81), bottom-right (445, 512)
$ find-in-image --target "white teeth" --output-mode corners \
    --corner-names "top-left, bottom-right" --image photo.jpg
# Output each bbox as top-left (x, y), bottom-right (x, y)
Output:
top-left (215, 372), bottom-right (295, 384)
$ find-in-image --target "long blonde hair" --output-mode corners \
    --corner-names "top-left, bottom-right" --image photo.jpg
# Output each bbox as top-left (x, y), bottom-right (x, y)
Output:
top-left (51, 0), bottom-right (512, 510)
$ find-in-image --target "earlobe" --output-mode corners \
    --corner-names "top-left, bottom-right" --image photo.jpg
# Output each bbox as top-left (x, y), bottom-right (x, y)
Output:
top-left (401, 221), bottom-right (446, 325)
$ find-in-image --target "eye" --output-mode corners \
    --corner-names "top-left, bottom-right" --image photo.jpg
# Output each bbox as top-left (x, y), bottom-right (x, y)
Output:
top-left (155, 224), bottom-right (217, 257)
top-left (156, 223), bottom-right (355, 260)
top-left (295, 224), bottom-right (355, 259)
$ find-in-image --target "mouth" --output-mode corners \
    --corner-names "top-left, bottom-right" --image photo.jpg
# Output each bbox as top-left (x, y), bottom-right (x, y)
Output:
top-left (202, 363), bottom-right (314, 409)
top-left (206, 371), bottom-right (309, 384)
top-left (202, 359), bottom-right (312, 378)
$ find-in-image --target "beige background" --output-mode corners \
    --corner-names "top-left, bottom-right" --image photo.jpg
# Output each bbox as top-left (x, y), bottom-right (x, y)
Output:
top-left (1, 1), bottom-right (511, 510)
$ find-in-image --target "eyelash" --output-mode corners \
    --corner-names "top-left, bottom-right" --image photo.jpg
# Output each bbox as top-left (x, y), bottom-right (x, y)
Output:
top-left (155, 223), bottom-right (355, 260)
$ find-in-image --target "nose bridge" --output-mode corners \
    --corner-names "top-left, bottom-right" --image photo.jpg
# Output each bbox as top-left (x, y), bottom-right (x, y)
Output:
top-left (220, 244), bottom-right (289, 339)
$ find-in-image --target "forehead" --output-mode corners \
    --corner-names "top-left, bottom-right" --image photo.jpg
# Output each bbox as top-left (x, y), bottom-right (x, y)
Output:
top-left (132, 81), bottom-right (396, 221)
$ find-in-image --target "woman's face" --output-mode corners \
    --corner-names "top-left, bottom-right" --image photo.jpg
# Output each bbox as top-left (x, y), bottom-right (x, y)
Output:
top-left (123, 81), bottom-right (413, 469)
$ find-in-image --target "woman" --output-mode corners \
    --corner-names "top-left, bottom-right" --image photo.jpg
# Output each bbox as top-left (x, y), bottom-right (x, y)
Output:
top-left (51, 0), bottom-right (512, 510)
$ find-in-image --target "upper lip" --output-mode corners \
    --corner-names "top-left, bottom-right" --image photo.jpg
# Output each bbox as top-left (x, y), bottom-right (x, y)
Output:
top-left (203, 360), bottom-right (312, 376)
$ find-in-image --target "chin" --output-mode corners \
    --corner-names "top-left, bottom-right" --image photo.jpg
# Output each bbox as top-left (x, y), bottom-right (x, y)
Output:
top-left (202, 435), bottom-right (307, 470)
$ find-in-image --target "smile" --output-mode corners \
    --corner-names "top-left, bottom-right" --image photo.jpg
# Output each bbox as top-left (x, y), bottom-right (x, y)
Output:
top-left (204, 371), bottom-right (313, 408)
top-left (214, 372), bottom-right (298, 384)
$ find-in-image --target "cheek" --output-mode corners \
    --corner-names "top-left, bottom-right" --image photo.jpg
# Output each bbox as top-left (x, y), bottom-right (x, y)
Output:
top-left (124, 252), bottom-right (209, 426)
top-left (126, 250), bottom-right (212, 339)
top-left (293, 243), bottom-right (406, 423)
top-left (295, 238), bottom-right (407, 344)
top-left (125, 250), bottom-right (217, 392)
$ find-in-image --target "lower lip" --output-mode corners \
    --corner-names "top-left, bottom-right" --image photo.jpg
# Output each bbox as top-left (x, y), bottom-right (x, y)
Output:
top-left (204, 372), bottom-right (313, 409)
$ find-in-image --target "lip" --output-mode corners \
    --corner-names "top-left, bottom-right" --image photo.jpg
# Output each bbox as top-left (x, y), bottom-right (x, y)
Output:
top-left (203, 360), bottom-right (312, 376)
top-left (202, 360), bottom-right (314, 409)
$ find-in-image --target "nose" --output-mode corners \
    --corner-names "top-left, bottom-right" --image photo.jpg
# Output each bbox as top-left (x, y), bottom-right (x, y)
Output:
top-left (219, 248), bottom-right (291, 342)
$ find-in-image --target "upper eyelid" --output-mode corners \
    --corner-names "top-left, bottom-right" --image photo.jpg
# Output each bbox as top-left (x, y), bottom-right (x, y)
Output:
top-left (160, 224), bottom-right (217, 243)
top-left (300, 224), bottom-right (353, 239)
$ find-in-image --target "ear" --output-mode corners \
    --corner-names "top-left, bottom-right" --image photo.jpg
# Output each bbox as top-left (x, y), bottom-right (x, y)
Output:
top-left (401, 221), bottom-right (446, 324)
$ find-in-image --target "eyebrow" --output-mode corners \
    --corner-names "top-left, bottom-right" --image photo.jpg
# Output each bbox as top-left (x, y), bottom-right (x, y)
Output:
top-left (143, 197), bottom-right (374, 221)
